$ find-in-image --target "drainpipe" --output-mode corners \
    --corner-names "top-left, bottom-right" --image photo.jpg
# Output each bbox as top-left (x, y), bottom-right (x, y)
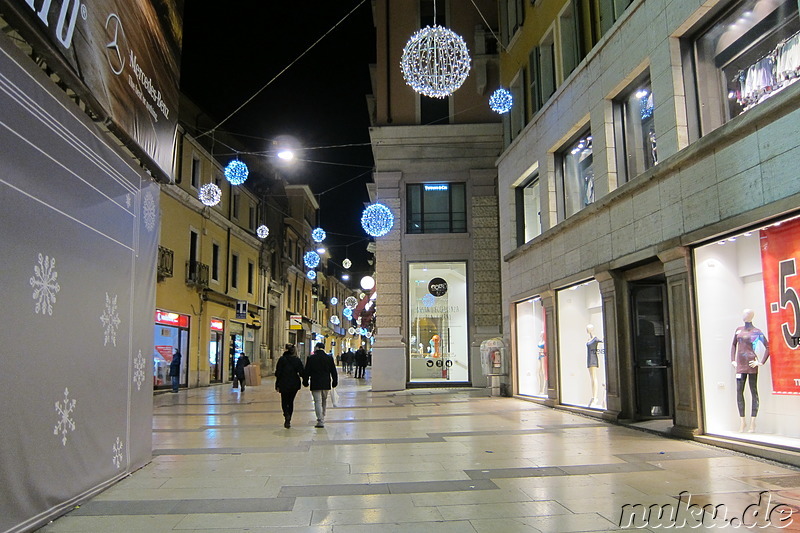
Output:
top-left (385, 0), bottom-right (392, 123)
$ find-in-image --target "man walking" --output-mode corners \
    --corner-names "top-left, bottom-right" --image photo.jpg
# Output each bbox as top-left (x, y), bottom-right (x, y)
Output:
top-left (303, 342), bottom-right (338, 428)
top-left (354, 346), bottom-right (368, 379)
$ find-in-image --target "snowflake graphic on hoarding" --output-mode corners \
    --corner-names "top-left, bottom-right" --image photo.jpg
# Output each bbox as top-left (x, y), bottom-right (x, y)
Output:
top-left (133, 350), bottom-right (146, 391)
top-left (142, 191), bottom-right (156, 232)
top-left (125, 193), bottom-right (132, 209)
top-left (112, 437), bottom-right (124, 468)
top-left (30, 253), bottom-right (60, 315)
top-left (54, 387), bottom-right (76, 446)
top-left (100, 293), bottom-right (121, 346)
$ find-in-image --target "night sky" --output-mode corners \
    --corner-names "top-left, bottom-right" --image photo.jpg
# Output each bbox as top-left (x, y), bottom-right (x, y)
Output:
top-left (179, 1), bottom-right (377, 272)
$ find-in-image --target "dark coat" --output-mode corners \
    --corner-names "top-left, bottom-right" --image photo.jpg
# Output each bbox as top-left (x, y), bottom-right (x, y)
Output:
top-left (168, 351), bottom-right (181, 377)
top-left (302, 349), bottom-right (338, 390)
top-left (355, 348), bottom-right (368, 367)
top-left (234, 354), bottom-right (250, 380)
top-left (275, 351), bottom-right (304, 392)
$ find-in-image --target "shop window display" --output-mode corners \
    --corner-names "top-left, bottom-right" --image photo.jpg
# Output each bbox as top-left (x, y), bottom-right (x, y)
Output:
top-left (695, 216), bottom-right (800, 448)
top-left (692, 0), bottom-right (800, 134)
top-left (516, 297), bottom-right (547, 397)
top-left (557, 280), bottom-right (606, 409)
top-left (560, 131), bottom-right (594, 219)
top-left (408, 262), bottom-right (469, 382)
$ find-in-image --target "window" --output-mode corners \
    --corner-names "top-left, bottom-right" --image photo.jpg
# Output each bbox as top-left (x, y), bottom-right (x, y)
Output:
top-left (232, 192), bottom-right (240, 220)
top-left (689, 0), bottom-right (799, 137)
top-left (515, 174), bottom-right (542, 246)
top-left (189, 230), bottom-right (199, 266)
top-left (407, 183), bottom-right (467, 234)
top-left (614, 77), bottom-right (657, 184)
top-left (231, 253), bottom-right (239, 289)
top-left (559, 130), bottom-right (594, 219)
top-left (191, 156), bottom-right (200, 189)
top-left (502, 0), bottom-right (525, 45)
top-left (287, 283), bottom-right (293, 309)
top-left (528, 47), bottom-right (542, 115)
top-left (509, 71), bottom-right (526, 141)
top-left (539, 31), bottom-right (557, 104)
top-left (249, 205), bottom-right (257, 230)
top-left (212, 243), bottom-right (220, 282)
top-left (597, 0), bottom-right (633, 36)
top-left (559, 1), bottom-right (581, 78)
top-left (247, 261), bottom-right (254, 294)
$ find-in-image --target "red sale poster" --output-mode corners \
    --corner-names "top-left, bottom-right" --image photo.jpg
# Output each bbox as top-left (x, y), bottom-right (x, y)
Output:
top-left (760, 218), bottom-right (800, 395)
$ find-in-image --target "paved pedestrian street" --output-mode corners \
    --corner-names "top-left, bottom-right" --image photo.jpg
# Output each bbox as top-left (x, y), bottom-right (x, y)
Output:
top-left (39, 374), bottom-right (800, 532)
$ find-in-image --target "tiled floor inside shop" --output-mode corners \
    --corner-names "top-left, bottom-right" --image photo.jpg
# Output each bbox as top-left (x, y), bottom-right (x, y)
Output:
top-left (39, 370), bottom-right (800, 532)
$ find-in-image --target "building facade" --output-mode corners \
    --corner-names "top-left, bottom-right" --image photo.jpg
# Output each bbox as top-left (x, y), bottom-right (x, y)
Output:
top-left (497, 0), bottom-right (800, 463)
top-left (367, 0), bottom-right (504, 391)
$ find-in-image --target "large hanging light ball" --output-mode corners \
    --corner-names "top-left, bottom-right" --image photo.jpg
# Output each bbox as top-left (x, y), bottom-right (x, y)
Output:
top-left (344, 296), bottom-right (358, 309)
top-left (311, 227), bottom-right (326, 243)
top-left (307, 270), bottom-right (317, 280)
top-left (400, 25), bottom-right (471, 99)
top-left (489, 88), bottom-right (513, 114)
top-left (224, 159), bottom-right (249, 185)
top-left (361, 203), bottom-right (394, 237)
top-left (199, 183), bottom-right (221, 206)
top-left (256, 225), bottom-right (269, 239)
top-left (304, 251), bottom-right (320, 269)
top-left (343, 307), bottom-right (353, 319)
top-left (361, 276), bottom-right (376, 290)
top-left (342, 258), bottom-right (352, 269)
top-left (330, 315), bottom-right (340, 326)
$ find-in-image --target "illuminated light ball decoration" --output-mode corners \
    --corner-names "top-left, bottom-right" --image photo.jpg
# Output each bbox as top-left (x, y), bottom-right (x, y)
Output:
top-left (489, 88), bottom-right (513, 114)
top-left (303, 251), bottom-right (320, 269)
top-left (199, 183), bottom-right (221, 206)
top-left (361, 203), bottom-right (394, 237)
top-left (330, 315), bottom-right (340, 326)
top-left (360, 276), bottom-right (375, 290)
top-left (366, 331), bottom-right (373, 338)
top-left (344, 296), bottom-right (358, 309)
top-left (422, 293), bottom-right (436, 308)
top-left (330, 296), bottom-right (338, 305)
top-left (224, 159), bottom-right (249, 185)
top-left (343, 307), bottom-right (353, 319)
top-left (311, 227), bottom-right (326, 243)
top-left (256, 225), bottom-right (269, 239)
top-left (307, 270), bottom-right (317, 280)
top-left (342, 258), bottom-right (352, 269)
top-left (348, 327), bottom-right (356, 335)
top-left (400, 25), bottom-right (471, 98)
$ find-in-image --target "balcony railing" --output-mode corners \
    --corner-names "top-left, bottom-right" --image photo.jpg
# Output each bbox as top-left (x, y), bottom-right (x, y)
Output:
top-left (157, 246), bottom-right (174, 281)
top-left (185, 260), bottom-right (209, 289)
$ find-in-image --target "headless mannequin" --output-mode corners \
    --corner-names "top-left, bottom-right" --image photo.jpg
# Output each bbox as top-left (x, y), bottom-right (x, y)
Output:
top-left (537, 332), bottom-right (547, 395)
top-left (730, 308), bottom-right (770, 433)
top-left (586, 324), bottom-right (602, 407)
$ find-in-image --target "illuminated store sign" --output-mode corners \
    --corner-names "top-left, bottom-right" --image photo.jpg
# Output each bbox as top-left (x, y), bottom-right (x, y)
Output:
top-left (210, 318), bottom-right (224, 332)
top-left (424, 184), bottom-right (449, 191)
top-left (155, 310), bottom-right (189, 328)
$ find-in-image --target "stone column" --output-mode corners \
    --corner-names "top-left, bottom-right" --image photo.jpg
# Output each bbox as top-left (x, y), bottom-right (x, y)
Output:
top-left (658, 247), bottom-right (702, 437)
top-left (372, 171), bottom-right (406, 391)
top-left (541, 290), bottom-right (558, 407)
top-left (596, 270), bottom-right (625, 421)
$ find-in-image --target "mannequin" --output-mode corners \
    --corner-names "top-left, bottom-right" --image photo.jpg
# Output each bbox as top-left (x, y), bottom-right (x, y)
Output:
top-left (586, 324), bottom-right (603, 407)
top-left (537, 332), bottom-right (547, 395)
top-left (730, 309), bottom-right (770, 432)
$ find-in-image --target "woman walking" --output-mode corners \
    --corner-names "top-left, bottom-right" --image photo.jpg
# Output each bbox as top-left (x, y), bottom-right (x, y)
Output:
top-left (275, 344), bottom-right (304, 428)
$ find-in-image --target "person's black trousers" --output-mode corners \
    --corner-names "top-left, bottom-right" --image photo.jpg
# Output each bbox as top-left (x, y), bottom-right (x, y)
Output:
top-left (281, 389), bottom-right (299, 420)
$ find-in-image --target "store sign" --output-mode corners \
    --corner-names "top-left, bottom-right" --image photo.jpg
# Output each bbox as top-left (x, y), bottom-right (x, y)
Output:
top-left (0, 0), bottom-right (183, 180)
top-left (155, 310), bottom-right (189, 328)
top-left (289, 315), bottom-right (302, 330)
top-left (235, 300), bottom-right (247, 319)
top-left (424, 184), bottom-right (449, 191)
top-left (428, 277), bottom-right (448, 297)
top-left (760, 218), bottom-right (800, 395)
top-left (210, 318), bottom-right (224, 332)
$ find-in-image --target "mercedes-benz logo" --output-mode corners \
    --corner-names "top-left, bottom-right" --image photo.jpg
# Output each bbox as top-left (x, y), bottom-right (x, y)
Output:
top-left (104, 13), bottom-right (125, 75)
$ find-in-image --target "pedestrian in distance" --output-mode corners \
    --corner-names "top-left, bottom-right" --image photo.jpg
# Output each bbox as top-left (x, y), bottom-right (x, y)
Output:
top-left (275, 344), bottom-right (304, 428)
top-left (234, 352), bottom-right (251, 393)
top-left (169, 350), bottom-right (182, 392)
top-left (355, 346), bottom-right (368, 379)
top-left (302, 342), bottom-right (338, 428)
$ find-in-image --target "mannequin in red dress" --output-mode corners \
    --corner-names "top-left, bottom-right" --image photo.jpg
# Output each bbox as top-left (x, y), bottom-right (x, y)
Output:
top-left (730, 309), bottom-right (770, 433)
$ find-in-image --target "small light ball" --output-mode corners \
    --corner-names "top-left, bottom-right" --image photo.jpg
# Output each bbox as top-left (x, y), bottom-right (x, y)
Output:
top-left (312, 228), bottom-right (326, 243)
top-left (489, 88), bottom-right (513, 114)
top-left (304, 251), bottom-right (321, 269)
top-left (224, 159), bottom-right (248, 185)
top-left (256, 225), bottom-right (269, 239)
top-left (199, 183), bottom-right (221, 206)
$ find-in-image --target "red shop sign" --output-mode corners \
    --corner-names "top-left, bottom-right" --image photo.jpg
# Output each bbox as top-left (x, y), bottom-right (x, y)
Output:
top-left (155, 310), bottom-right (189, 328)
top-left (210, 318), bottom-right (224, 331)
top-left (760, 218), bottom-right (800, 395)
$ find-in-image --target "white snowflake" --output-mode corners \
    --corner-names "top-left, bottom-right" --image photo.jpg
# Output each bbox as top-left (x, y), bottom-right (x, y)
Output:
top-left (112, 437), bottom-right (124, 468)
top-left (125, 193), bottom-right (132, 209)
top-left (54, 387), bottom-right (76, 446)
top-left (142, 191), bottom-right (156, 232)
top-left (100, 293), bottom-right (121, 346)
top-left (30, 253), bottom-right (60, 315)
top-left (133, 350), bottom-right (146, 391)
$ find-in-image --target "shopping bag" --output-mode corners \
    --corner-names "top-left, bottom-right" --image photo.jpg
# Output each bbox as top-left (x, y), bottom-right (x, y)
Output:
top-left (232, 375), bottom-right (239, 389)
top-left (330, 387), bottom-right (338, 407)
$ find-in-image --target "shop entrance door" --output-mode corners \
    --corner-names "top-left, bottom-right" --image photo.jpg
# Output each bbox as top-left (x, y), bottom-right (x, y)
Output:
top-left (630, 281), bottom-right (673, 419)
